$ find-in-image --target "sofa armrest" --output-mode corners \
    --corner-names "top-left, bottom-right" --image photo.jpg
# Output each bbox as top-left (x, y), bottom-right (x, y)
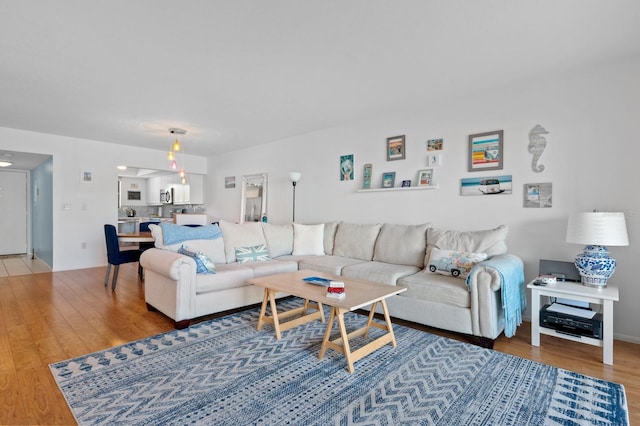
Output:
top-left (140, 248), bottom-right (196, 280)
top-left (140, 248), bottom-right (199, 322)
top-left (466, 254), bottom-right (525, 338)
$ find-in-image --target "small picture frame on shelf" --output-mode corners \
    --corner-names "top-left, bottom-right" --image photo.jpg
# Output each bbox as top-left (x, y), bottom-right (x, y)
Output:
top-left (381, 172), bottom-right (396, 188)
top-left (401, 180), bottom-right (411, 187)
top-left (417, 169), bottom-right (433, 186)
top-left (386, 135), bottom-right (405, 161)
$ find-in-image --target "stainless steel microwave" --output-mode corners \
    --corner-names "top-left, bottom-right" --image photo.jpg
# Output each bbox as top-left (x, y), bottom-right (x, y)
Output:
top-left (160, 189), bottom-right (172, 204)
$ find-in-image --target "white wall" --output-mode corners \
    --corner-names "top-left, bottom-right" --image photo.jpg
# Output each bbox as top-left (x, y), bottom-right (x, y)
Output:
top-left (0, 127), bottom-right (207, 271)
top-left (207, 55), bottom-right (640, 342)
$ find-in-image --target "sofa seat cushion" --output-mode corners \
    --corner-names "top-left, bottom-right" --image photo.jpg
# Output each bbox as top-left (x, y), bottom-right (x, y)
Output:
top-left (195, 264), bottom-right (254, 294)
top-left (239, 259), bottom-right (299, 278)
top-left (298, 255), bottom-right (367, 275)
top-left (341, 261), bottom-right (420, 286)
top-left (397, 272), bottom-right (470, 308)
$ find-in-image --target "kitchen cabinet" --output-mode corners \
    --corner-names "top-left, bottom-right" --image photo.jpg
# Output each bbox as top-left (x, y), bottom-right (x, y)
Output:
top-left (188, 174), bottom-right (204, 204)
top-left (146, 177), bottom-right (161, 205)
top-left (172, 184), bottom-right (191, 205)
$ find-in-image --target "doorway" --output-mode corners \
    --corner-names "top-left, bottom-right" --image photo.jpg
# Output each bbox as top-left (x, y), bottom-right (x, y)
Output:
top-left (0, 170), bottom-right (28, 255)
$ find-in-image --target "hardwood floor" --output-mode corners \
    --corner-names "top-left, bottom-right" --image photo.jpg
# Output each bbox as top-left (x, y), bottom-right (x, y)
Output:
top-left (1, 263), bottom-right (638, 425)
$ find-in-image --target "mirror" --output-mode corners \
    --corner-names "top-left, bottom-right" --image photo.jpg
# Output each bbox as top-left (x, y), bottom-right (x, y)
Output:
top-left (240, 173), bottom-right (267, 223)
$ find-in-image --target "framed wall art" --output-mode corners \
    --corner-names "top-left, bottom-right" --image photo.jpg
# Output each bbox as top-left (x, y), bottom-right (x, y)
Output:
top-left (523, 182), bottom-right (552, 208)
top-left (426, 138), bottom-right (443, 151)
top-left (386, 135), bottom-right (405, 161)
top-left (340, 154), bottom-right (354, 181)
top-left (79, 170), bottom-right (93, 183)
top-left (381, 172), bottom-right (396, 188)
top-left (225, 176), bottom-right (236, 189)
top-left (468, 130), bottom-right (503, 172)
top-left (460, 175), bottom-right (512, 196)
top-left (417, 169), bottom-right (433, 186)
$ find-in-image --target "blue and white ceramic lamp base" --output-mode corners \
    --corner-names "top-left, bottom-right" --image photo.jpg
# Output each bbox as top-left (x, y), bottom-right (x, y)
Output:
top-left (574, 245), bottom-right (616, 288)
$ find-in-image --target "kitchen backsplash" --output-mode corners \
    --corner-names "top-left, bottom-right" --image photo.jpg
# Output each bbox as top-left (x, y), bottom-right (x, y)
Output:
top-left (119, 204), bottom-right (206, 218)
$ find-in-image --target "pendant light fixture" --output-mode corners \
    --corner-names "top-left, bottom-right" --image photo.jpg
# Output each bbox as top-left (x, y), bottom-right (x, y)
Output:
top-left (167, 128), bottom-right (186, 172)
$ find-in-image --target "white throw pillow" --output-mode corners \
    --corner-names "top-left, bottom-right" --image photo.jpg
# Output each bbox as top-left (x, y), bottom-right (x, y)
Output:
top-left (292, 223), bottom-right (325, 256)
top-left (426, 248), bottom-right (488, 279)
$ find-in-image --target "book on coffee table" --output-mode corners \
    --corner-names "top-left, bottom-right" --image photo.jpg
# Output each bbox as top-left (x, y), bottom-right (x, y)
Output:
top-left (326, 281), bottom-right (345, 299)
top-left (303, 276), bottom-right (331, 286)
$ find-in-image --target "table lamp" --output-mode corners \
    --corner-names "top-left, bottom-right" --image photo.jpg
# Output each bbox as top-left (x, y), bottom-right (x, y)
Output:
top-left (565, 211), bottom-right (629, 288)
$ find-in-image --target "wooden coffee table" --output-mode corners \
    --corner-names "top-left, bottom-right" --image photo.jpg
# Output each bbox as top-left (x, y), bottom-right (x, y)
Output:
top-left (248, 269), bottom-right (407, 373)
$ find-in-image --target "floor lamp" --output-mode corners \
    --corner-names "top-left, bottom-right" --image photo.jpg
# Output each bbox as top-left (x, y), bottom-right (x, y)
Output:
top-left (289, 172), bottom-right (301, 222)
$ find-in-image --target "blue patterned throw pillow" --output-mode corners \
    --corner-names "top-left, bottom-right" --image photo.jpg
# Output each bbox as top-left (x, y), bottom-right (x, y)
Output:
top-left (235, 244), bottom-right (270, 263)
top-left (178, 246), bottom-right (216, 274)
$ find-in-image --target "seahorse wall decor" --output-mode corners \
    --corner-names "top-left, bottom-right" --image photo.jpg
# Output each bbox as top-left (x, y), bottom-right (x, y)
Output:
top-left (528, 124), bottom-right (549, 173)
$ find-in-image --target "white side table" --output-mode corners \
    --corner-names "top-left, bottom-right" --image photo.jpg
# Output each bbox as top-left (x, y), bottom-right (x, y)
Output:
top-left (528, 280), bottom-right (619, 365)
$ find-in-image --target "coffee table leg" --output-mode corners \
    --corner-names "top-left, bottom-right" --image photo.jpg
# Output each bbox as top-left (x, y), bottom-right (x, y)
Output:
top-left (364, 301), bottom-right (377, 338)
top-left (336, 308), bottom-right (355, 373)
top-left (380, 298), bottom-right (397, 347)
top-left (257, 289), bottom-right (269, 331)
top-left (319, 306), bottom-right (336, 359)
top-left (267, 289), bottom-right (282, 340)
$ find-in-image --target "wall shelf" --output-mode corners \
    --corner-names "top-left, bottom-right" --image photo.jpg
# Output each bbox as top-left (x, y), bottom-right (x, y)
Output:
top-left (356, 185), bottom-right (439, 193)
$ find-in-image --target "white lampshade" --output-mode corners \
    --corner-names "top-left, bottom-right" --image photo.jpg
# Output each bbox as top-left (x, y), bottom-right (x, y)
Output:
top-left (289, 172), bottom-right (302, 183)
top-left (566, 212), bottom-right (629, 246)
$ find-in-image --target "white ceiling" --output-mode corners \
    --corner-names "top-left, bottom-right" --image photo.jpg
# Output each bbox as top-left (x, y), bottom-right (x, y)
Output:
top-left (1, 0), bottom-right (639, 162)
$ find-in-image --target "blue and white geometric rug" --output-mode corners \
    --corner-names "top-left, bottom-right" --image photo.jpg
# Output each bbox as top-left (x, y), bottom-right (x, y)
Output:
top-left (50, 299), bottom-right (629, 425)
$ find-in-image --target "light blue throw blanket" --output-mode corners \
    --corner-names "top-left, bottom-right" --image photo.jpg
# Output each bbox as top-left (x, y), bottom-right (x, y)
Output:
top-left (160, 222), bottom-right (222, 245)
top-left (466, 254), bottom-right (526, 338)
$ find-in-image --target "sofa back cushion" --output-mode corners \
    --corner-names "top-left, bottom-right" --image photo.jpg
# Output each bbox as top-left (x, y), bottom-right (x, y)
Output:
top-left (332, 222), bottom-right (382, 261)
top-left (149, 223), bottom-right (226, 263)
top-left (323, 221), bottom-right (340, 255)
top-left (373, 223), bottom-right (430, 267)
top-left (219, 220), bottom-right (267, 263)
top-left (292, 223), bottom-right (325, 255)
top-left (261, 223), bottom-right (293, 258)
top-left (425, 225), bottom-right (508, 265)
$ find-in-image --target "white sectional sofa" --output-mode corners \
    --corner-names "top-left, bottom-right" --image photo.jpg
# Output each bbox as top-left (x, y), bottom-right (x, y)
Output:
top-left (140, 220), bottom-right (524, 347)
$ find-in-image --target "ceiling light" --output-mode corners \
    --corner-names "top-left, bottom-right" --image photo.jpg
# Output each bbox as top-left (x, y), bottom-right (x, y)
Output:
top-left (0, 161), bottom-right (13, 167)
top-left (117, 165), bottom-right (127, 170)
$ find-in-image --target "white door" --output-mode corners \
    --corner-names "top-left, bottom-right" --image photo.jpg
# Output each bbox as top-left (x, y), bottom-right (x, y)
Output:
top-left (0, 171), bottom-right (28, 255)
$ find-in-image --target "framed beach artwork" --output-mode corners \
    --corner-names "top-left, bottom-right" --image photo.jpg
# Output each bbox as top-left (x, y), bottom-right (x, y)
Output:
top-left (225, 176), bottom-right (236, 189)
top-left (523, 182), bottom-right (552, 208)
top-left (386, 135), bottom-right (405, 161)
top-left (460, 174), bottom-right (512, 196)
top-left (381, 172), bottom-right (396, 188)
top-left (468, 130), bottom-right (503, 172)
top-left (417, 169), bottom-right (433, 187)
top-left (426, 138), bottom-right (443, 151)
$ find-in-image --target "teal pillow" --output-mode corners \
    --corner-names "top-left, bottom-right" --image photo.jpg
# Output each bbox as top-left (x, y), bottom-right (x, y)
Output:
top-left (235, 244), bottom-right (270, 263)
top-left (178, 246), bottom-right (216, 274)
